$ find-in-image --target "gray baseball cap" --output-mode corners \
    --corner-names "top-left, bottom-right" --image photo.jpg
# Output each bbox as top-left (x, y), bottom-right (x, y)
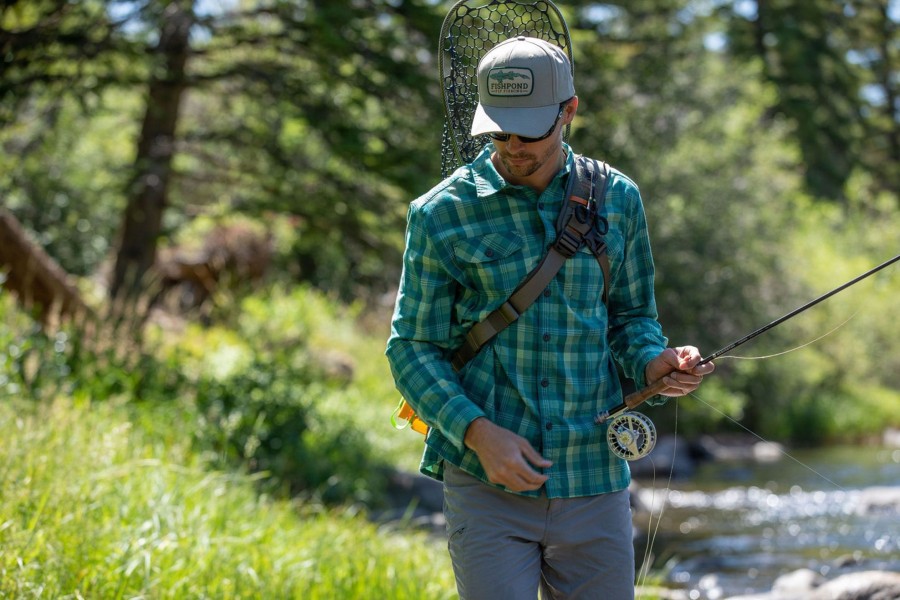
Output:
top-left (470, 36), bottom-right (575, 138)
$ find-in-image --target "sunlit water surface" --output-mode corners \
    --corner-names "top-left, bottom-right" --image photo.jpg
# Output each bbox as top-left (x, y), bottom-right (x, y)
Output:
top-left (632, 445), bottom-right (900, 598)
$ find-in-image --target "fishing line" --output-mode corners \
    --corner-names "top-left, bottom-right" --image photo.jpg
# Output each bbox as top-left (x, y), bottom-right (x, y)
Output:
top-left (633, 285), bottom-right (869, 591)
top-left (599, 253), bottom-right (899, 422)
top-left (715, 311), bottom-right (859, 362)
top-left (628, 258), bottom-right (895, 593)
top-left (635, 400), bottom-right (678, 598)
top-left (687, 391), bottom-right (846, 491)
top-left (634, 456), bottom-right (658, 600)
top-left (635, 311), bottom-right (856, 593)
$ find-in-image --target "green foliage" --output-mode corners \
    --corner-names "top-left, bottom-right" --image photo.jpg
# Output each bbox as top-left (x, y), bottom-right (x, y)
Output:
top-left (4, 3), bottom-right (900, 595)
top-left (724, 0), bottom-right (866, 200)
top-left (688, 191), bottom-right (900, 443)
top-left (190, 356), bottom-right (381, 504)
top-left (654, 378), bottom-right (748, 438)
top-left (169, 0), bottom-right (444, 298)
top-left (174, 286), bottom-right (393, 503)
top-left (0, 286), bottom-right (392, 506)
top-left (3, 0), bottom-right (445, 300)
top-left (0, 397), bottom-right (456, 599)
top-left (0, 0), bottom-right (138, 126)
top-left (0, 291), bottom-right (184, 405)
top-left (0, 92), bottom-right (138, 276)
top-left (565, 7), bottom-right (900, 441)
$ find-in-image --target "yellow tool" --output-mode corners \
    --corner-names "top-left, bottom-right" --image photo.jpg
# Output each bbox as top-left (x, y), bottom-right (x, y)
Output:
top-left (391, 398), bottom-right (429, 435)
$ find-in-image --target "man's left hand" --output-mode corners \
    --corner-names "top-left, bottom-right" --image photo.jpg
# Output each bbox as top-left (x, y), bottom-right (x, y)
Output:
top-left (645, 346), bottom-right (715, 397)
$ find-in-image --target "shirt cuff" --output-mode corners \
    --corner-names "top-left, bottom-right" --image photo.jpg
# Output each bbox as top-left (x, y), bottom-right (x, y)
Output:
top-left (634, 345), bottom-right (667, 389)
top-left (436, 394), bottom-right (486, 451)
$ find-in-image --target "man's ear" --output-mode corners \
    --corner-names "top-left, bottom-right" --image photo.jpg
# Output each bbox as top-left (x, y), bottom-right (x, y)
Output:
top-left (564, 96), bottom-right (579, 124)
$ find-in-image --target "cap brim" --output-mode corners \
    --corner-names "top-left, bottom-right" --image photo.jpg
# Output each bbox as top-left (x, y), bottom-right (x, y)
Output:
top-left (470, 103), bottom-right (560, 138)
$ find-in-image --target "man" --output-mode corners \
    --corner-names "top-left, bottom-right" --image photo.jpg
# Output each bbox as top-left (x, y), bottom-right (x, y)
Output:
top-left (385, 36), bottom-right (714, 599)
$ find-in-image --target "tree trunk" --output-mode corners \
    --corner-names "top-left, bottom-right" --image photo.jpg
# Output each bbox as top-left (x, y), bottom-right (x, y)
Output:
top-left (110, 0), bottom-right (193, 302)
top-left (876, 2), bottom-right (900, 198)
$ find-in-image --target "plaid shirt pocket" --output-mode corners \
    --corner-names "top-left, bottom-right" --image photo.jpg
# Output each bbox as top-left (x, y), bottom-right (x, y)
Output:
top-left (452, 231), bottom-right (526, 300)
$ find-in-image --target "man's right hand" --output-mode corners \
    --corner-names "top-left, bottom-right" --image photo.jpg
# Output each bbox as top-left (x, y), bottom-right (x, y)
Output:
top-left (463, 417), bottom-right (552, 492)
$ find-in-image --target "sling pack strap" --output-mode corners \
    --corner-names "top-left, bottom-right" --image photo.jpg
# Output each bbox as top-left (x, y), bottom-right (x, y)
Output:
top-left (565, 156), bottom-right (612, 305)
top-left (450, 156), bottom-right (611, 372)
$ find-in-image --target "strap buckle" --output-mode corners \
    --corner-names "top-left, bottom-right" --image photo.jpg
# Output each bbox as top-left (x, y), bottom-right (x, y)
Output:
top-left (555, 225), bottom-right (583, 257)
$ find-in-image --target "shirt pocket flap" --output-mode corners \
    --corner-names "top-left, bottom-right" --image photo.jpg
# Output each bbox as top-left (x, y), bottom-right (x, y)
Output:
top-left (452, 231), bottom-right (524, 264)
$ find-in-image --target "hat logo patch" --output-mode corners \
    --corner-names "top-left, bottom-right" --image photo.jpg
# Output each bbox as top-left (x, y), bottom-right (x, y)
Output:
top-left (488, 67), bottom-right (533, 96)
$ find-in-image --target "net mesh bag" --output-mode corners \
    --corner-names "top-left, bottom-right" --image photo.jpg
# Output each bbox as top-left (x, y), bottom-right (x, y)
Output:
top-left (438, 0), bottom-right (572, 178)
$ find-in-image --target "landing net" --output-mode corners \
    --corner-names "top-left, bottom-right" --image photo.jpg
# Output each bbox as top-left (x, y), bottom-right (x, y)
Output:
top-left (438, 0), bottom-right (572, 177)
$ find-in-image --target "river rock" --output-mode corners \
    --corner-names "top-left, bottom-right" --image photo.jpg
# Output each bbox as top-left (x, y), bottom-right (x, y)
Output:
top-left (629, 434), bottom-right (696, 479)
top-left (856, 486), bottom-right (900, 514)
top-left (772, 568), bottom-right (825, 594)
top-left (374, 468), bottom-right (445, 532)
top-left (884, 428), bottom-right (900, 448)
top-left (694, 433), bottom-right (785, 462)
top-left (812, 571), bottom-right (900, 599)
top-left (725, 569), bottom-right (900, 600)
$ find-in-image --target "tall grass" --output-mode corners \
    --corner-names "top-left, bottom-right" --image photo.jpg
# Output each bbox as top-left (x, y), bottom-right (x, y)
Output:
top-left (0, 397), bottom-right (456, 599)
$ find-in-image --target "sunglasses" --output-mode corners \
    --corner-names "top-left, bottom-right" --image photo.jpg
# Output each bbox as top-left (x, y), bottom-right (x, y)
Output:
top-left (488, 103), bottom-right (566, 144)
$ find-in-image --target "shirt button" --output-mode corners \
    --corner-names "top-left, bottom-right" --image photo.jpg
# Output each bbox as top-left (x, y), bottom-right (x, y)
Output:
top-left (485, 249), bottom-right (494, 257)
top-left (542, 333), bottom-right (551, 342)
top-left (543, 289), bottom-right (551, 298)
top-left (538, 202), bottom-right (545, 210)
top-left (541, 378), bottom-right (549, 388)
top-left (546, 422), bottom-right (553, 431)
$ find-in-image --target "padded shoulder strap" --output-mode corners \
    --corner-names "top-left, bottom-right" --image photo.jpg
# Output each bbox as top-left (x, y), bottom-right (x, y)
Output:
top-left (450, 156), bottom-right (611, 372)
top-left (565, 157), bottom-right (612, 305)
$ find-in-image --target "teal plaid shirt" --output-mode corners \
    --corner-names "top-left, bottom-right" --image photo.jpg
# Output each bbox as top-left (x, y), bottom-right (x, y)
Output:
top-left (386, 144), bottom-right (667, 498)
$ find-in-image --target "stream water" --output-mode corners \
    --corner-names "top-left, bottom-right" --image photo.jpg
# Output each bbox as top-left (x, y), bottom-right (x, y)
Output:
top-left (632, 445), bottom-right (900, 598)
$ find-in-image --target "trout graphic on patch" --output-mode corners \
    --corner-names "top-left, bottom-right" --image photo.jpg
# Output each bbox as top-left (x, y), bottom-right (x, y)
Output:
top-left (490, 70), bottom-right (528, 83)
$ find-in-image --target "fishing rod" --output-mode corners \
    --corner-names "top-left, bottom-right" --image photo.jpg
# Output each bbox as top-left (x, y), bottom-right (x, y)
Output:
top-left (597, 253), bottom-right (900, 434)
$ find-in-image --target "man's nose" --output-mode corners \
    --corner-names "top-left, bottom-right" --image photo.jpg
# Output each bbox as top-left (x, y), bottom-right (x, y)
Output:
top-left (506, 135), bottom-right (526, 150)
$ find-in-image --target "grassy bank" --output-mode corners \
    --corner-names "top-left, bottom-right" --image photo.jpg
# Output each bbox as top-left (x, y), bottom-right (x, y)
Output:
top-left (0, 396), bottom-right (455, 599)
top-left (0, 286), bottom-right (454, 598)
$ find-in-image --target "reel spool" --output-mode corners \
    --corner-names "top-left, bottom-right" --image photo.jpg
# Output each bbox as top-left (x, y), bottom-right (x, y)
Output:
top-left (606, 412), bottom-right (656, 461)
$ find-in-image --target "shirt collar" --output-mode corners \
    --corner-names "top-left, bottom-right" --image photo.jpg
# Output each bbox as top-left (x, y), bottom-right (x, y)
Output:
top-left (471, 143), bottom-right (576, 199)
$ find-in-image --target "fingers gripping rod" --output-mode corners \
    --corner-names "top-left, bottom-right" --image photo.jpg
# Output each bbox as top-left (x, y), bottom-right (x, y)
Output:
top-left (596, 253), bottom-right (900, 423)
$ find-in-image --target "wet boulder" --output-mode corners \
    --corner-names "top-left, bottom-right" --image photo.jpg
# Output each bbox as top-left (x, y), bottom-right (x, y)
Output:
top-left (726, 569), bottom-right (900, 600)
top-left (811, 570), bottom-right (900, 599)
top-left (855, 486), bottom-right (900, 515)
top-left (629, 434), bottom-right (697, 479)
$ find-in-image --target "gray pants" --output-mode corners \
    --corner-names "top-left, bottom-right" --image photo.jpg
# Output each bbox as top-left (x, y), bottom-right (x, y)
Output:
top-left (443, 463), bottom-right (635, 600)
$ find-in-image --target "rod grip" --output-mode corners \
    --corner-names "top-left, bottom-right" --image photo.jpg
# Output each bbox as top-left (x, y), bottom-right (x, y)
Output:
top-left (596, 377), bottom-right (671, 424)
top-left (624, 377), bottom-right (670, 410)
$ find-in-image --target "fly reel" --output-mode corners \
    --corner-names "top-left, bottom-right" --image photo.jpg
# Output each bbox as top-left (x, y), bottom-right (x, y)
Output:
top-left (606, 412), bottom-right (656, 461)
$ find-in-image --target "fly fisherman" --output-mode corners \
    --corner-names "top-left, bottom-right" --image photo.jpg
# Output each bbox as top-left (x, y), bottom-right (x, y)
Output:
top-left (386, 36), bottom-right (714, 599)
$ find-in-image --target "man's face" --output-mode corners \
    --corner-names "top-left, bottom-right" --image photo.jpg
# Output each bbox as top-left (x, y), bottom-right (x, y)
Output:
top-left (488, 98), bottom-right (576, 185)
top-left (492, 130), bottom-right (562, 179)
